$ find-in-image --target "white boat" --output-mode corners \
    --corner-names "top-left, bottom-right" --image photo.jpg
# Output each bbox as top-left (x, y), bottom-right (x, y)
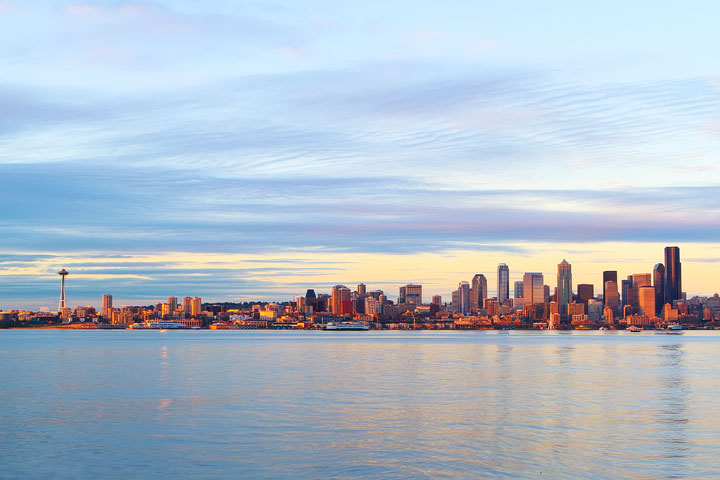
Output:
top-left (149, 321), bottom-right (188, 329)
top-left (627, 325), bottom-right (642, 332)
top-left (324, 322), bottom-right (369, 331)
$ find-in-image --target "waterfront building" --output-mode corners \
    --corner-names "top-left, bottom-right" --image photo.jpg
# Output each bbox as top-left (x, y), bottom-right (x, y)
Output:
top-left (471, 274), bottom-right (487, 310)
top-left (398, 286), bottom-right (406, 304)
top-left (664, 246), bottom-right (682, 304)
top-left (557, 260), bottom-right (572, 319)
top-left (497, 264), bottom-right (510, 304)
top-left (102, 294), bottom-right (113, 316)
top-left (357, 283), bottom-right (366, 296)
top-left (653, 263), bottom-right (665, 315)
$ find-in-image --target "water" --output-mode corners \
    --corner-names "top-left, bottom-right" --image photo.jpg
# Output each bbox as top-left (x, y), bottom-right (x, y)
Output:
top-left (1, 330), bottom-right (719, 479)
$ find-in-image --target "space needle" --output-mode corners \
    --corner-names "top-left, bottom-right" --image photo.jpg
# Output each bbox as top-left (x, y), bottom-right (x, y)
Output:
top-left (58, 269), bottom-right (69, 311)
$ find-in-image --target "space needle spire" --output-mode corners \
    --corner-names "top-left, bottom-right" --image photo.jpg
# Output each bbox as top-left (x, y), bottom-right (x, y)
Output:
top-left (58, 269), bottom-right (69, 310)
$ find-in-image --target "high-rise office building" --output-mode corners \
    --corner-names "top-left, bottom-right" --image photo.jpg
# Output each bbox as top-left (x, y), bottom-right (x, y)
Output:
top-left (458, 281), bottom-right (470, 314)
top-left (305, 289), bottom-right (317, 311)
top-left (514, 281), bottom-right (524, 302)
top-left (330, 285), bottom-right (353, 315)
top-left (653, 263), bottom-right (665, 315)
top-left (182, 296), bottom-right (192, 313)
top-left (603, 271), bottom-right (617, 305)
top-left (168, 297), bottom-right (178, 313)
top-left (471, 274), bottom-right (487, 310)
top-left (604, 280), bottom-right (619, 316)
top-left (191, 297), bottom-right (202, 316)
top-left (432, 295), bottom-right (442, 305)
top-left (631, 273), bottom-right (651, 309)
top-left (523, 273), bottom-right (545, 305)
top-left (404, 284), bottom-right (423, 305)
top-left (102, 293), bottom-right (113, 316)
top-left (664, 246), bottom-right (682, 304)
top-left (357, 283), bottom-right (367, 296)
top-left (577, 284), bottom-right (594, 312)
top-left (638, 285), bottom-right (656, 317)
top-left (557, 260), bottom-right (572, 318)
top-left (622, 278), bottom-right (633, 307)
top-left (497, 264), bottom-right (510, 304)
top-left (398, 286), bottom-right (406, 304)
top-left (331, 285), bottom-right (352, 315)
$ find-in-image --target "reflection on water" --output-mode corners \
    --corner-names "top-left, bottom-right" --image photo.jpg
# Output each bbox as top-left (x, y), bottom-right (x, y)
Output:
top-left (1, 330), bottom-right (719, 479)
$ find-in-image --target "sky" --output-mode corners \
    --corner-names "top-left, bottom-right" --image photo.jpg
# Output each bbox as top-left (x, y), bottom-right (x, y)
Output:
top-left (1, 0), bottom-right (719, 309)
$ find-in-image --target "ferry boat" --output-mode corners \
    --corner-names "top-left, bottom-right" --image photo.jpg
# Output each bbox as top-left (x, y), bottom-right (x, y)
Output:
top-left (324, 322), bottom-right (369, 331)
top-left (667, 323), bottom-right (683, 331)
top-left (148, 321), bottom-right (188, 329)
top-left (627, 325), bottom-right (642, 332)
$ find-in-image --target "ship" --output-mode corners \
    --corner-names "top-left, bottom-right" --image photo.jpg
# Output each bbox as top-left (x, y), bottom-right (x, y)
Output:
top-left (323, 322), bottom-right (369, 331)
top-left (627, 325), bottom-right (642, 332)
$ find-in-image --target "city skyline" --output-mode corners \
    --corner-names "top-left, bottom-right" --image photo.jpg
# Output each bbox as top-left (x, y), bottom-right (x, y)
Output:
top-left (1, 1), bottom-right (720, 309)
top-left (5, 244), bottom-right (717, 312)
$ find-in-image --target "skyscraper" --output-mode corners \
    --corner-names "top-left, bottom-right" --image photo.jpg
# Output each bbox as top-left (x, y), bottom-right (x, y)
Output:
top-left (458, 281), bottom-right (470, 314)
top-left (653, 263), bottom-right (665, 315)
top-left (522, 273), bottom-right (544, 305)
top-left (514, 281), bottom-right (524, 302)
top-left (602, 271), bottom-right (617, 306)
top-left (664, 246), bottom-right (681, 304)
top-left (182, 296), bottom-right (193, 313)
top-left (638, 285), bottom-right (656, 317)
top-left (622, 278), bottom-right (633, 308)
top-left (357, 283), bottom-right (366, 296)
top-left (577, 284), bottom-right (594, 312)
top-left (404, 284), bottom-right (423, 305)
top-left (604, 280), bottom-right (619, 316)
top-left (557, 259), bottom-right (572, 318)
top-left (630, 273), bottom-right (651, 311)
top-left (398, 286), bottom-right (406, 304)
top-left (102, 294), bottom-right (113, 316)
top-left (168, 297), bottom-right (178, 313)
top-left (471, 274), bottom-right (487, 310)
top-left (191, 297), bottom-right (202, 316)
top-left (331, 285), bottom-right (352, 315)
top-left (497, 264), bottom-right (509, 304)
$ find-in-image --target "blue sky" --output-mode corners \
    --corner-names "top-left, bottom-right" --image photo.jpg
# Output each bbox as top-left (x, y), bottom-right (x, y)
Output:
top-left (1, 1), bottom-right (719, 309)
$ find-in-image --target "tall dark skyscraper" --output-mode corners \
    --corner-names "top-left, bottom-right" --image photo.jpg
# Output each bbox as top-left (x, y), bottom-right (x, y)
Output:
top-left (653, 263), bottom-right (665, 314)
top-left (497, 263), bottom-right (509, 304)
top-left (557, 260), bottom-right (572, 318)
top-left (602, 271), bottom-right (617, 306)
top-left (664, 246), bottom-right (681, 304)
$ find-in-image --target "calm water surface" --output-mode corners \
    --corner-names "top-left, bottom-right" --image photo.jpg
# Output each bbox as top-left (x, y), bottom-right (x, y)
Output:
top-left (1, 330), bottom-right (719, 479)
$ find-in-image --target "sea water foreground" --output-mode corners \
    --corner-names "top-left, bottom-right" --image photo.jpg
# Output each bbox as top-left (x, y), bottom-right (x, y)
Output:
top-left (1, 330), bottom-right (719, 479)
